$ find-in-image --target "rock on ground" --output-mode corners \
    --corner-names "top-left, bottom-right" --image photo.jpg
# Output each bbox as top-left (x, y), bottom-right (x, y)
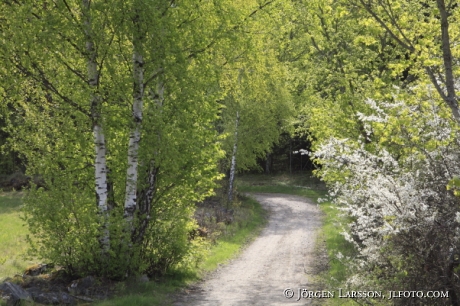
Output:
top-left (0, 282), bottom-right (33, 306)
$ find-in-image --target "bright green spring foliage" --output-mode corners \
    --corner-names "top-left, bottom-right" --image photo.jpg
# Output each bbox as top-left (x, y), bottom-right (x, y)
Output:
top-left (285, 0), bottom-right (457, 151)
top-left (217, 0), bottom-right (295, 172)
top-left (286, 0), bottom-right (460, 302)
top-left (285, 0), bottom-right (399, 147)
top-left (295, 0), bottom-right (460, 155)
top-left (0, 0), bottom-right (287, 278)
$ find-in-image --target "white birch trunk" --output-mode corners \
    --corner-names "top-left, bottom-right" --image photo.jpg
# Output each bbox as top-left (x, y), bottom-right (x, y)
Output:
top-left (83, 0), bottom-right (110, 252)
top-left (124, 12), bottom-right (144, 226)
top-left (132, 79), bottom-right (163, 244)
top-left (155, 80), bottom-right (165, 109)
top-left (94, 125), bottom-right (110, 252)
top-left (228, 111), bottom-right (239, 203)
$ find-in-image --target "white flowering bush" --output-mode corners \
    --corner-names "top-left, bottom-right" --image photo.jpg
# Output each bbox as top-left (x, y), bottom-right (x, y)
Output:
top-left (315, 98), bottom-right (460, 305)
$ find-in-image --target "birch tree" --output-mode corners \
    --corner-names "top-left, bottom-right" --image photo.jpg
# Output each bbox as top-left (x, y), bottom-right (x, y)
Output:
top-left (124, 1), bottom-right (145, 227)
top-left (218, 0), bottom-right (294, 186)
top-left (227, 111), bottom-right (239, 203)
top-left (82, 0), bottom-right (110, 255)
top-left (0, 0), bottom-right (297, 278)
top-left (290, 0), bottom-right (460, 302)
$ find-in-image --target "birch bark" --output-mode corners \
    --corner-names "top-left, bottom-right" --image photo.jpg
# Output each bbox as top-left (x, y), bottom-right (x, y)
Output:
top-left (228, 111), bottom-right (239, 203)
top-left (132, 80), bottom-right (163, 244)
top-left (124, 8), bottom-right (144, 227)
top-left (83, 0), bottom-right (110, 252)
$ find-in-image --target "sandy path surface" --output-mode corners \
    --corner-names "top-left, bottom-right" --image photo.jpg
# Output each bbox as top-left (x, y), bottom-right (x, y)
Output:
top-left (173, 193), bottom-right (322, 306)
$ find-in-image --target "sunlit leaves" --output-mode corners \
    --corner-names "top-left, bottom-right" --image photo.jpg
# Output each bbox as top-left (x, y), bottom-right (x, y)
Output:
top-left (447, 176), bottom-right (460, 196)
top-left (217, 1), bottom-right (295, 171)
top-left (1, 0), bottom-right (275, 276)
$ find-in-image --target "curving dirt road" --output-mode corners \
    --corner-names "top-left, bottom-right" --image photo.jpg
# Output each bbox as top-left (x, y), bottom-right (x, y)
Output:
top-left (173, 193), bottom-right (323, 306)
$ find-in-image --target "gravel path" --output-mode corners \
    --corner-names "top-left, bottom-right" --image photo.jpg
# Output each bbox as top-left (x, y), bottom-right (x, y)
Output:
top-left (173, 193), bottom-right (323, 306)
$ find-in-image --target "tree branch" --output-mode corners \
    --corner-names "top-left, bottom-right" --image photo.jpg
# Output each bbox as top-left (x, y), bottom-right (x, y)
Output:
top-left (14, 57), bottom-right (90, 118)
top-left (436, 0), bottom-right (458, 119)
top-left (426, 66), bottom-right (460, 122)
top-left (187, 0), bottom-right (276, 59)
top-left (356, 0), bottom-right (414, 52)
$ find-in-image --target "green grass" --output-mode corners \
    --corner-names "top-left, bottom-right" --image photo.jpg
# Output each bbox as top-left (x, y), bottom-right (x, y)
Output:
top-left (236, 172), bottom-right (327, 200)
top-left (199, 195), bottom-right (267, 272)
top-left (94, 277), bottom-right (186, 306)
top-left (319, 205), bottom-right (357, 306)
top-left (0, 191), bottom-right (35, 282)
top-left (94, 194), bottom-right (268, 306)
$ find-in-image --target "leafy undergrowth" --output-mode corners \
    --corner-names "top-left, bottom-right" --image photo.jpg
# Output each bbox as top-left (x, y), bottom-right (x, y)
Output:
top-left (0, 191), bottom-right (35, 282)
top-left (94, 194), bottom-right (268, 306)
top-left (0, 188), bottom-right (268, 306)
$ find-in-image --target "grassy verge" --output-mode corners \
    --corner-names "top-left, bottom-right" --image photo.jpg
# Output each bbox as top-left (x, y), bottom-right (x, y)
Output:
top-left (236, 172), bottom-right (327, 200)
top-left (94, 194), bottom-right (268, 306)
top-left (198, 195), bottom-right (268, 273)
top-left (0, 191), bottom-right (35, 282)
top-left (319, 204), bottom-right (356, 305)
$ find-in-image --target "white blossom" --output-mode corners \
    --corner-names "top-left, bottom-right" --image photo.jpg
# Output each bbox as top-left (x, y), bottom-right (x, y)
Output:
top-left (314, 95), bottom-right (460, 293)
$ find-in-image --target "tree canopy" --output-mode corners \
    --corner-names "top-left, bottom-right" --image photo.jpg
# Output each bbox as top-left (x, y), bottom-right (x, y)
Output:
top-left (0, 0), bottom-right (295, 278)
top-left (2, 1), bottom-right (460, 302)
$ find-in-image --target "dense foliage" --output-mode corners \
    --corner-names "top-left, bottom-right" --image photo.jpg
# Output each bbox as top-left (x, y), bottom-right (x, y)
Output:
top-left (2, 0), bottom-right (460, 302)
top-left (316, 98), bottom-right (460, 304)
top-left (292, 0), bottom-right (460, 304)
top-left (0, 0), bottom-right (292, 278)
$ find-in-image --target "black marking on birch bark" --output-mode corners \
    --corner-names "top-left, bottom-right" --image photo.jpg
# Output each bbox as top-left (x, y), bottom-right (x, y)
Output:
top-left (132, 163), bottom-right (158, 244)
top-left (133, 114), bottom-right (142, 122)
top-left (134, 59), bottom-right (144, 68)
top-left (124, 205), bottom-right (136, 216)
top-left (95, 191), bottom-right (100, 208)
